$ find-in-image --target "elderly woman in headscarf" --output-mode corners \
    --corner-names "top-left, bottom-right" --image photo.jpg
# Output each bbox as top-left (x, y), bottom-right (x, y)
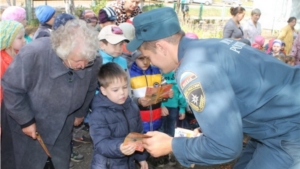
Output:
top-left (1, 17), bottom-right (102, 169)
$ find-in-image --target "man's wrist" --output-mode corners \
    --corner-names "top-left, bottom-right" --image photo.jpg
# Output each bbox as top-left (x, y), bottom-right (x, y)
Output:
top-left (168, 137), bottom-right (173, 154)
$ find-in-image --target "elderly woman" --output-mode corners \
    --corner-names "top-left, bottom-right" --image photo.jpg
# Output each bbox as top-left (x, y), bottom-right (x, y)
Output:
top-left (111, 0), bottom-right (142, 25)
top-left (1, 18), bottom-right (101, 169)
top-left (278, 17), bottom-right (297, 54)
top-left (243, 8), bottom-right (262, 44)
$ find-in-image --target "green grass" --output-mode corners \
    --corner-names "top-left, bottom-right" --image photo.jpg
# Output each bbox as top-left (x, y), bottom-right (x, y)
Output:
top-left (188, 6), bottom-right (251, 18)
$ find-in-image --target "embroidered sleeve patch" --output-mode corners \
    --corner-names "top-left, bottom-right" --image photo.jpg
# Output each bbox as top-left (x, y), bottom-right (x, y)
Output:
top-left (180, 71), bottom-right (197, 89)
top-left (183, 82), bottom-right (205, 112)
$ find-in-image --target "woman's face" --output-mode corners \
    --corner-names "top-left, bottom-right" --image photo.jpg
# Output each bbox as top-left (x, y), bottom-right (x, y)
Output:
top-left (251, 13), bottom-right (260, 23)
top-left (236, 11), bottom-right (245, 22)
top-left (124, 0), bottom-right (140, 11)
top-left (289, 19), bottom-right (297, 28)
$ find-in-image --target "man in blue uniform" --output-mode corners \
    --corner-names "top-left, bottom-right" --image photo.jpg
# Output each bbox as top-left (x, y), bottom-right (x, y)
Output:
top-left (127, 7), bottom-right (300, 169)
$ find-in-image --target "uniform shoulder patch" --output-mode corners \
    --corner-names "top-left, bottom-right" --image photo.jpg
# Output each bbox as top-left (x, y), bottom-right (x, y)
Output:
top-left (184, 82), bottom-right (205, 112)
top-left (180, 71), bottom-right (197, 89)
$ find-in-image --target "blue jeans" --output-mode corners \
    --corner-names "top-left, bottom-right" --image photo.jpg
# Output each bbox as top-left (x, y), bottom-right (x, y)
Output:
top-left (234, 137), bottom-right (300, 169)
top-left (160, 107), bottom-right (179, 137)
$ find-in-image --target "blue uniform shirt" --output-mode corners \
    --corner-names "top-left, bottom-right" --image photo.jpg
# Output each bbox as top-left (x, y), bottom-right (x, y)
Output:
top-left (172, 37), bottom-right (300, 167)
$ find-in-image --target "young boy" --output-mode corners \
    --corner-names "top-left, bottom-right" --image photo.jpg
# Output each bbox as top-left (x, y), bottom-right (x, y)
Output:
top-left (33, 5), bottom-right (56, 39)
top-left (267, 39), bottom-right (285, 56)
top-left (89, 62), bottom-right (148, 169)
top-left (98, 25), bottom-right (129, 71)
top-left (129, 50), bottom-right (173, 167)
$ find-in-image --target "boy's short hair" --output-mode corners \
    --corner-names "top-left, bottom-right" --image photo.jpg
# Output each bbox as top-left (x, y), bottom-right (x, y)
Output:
top-left (274, 54), bottom-right (286, 63)
top-left (98, 62), bottom-right (128, 88)
top-left (98, 25), bottom-right (129, 44)
top-left (285, 55), bottom-right (295, 63)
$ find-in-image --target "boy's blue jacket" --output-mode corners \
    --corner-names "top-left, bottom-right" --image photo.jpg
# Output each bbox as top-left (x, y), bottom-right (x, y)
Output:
top-left (89, 91), bottom-right (148, 169)
top-left (172, 37), bottom-right (300, 167)
top-left (99, 50), bottom-right (128, 71)
top-left (161, 71), bottom-right (187, 114)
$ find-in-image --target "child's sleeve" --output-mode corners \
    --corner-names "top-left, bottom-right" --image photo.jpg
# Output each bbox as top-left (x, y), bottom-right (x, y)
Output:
top-left (178, 89), bottom-right (187, 114)
top-left (134, 151), bottom-right (149, 162)
top-left (89, 109), bottom-right (125, 158)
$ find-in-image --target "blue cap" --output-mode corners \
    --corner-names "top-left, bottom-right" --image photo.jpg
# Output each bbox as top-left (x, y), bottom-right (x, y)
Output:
top-left (127, 7), bottom-right (181, 52)
top-left (35, 5), bottom-right (56, 23)
top-left (53, 13), bottom-right (75, 30)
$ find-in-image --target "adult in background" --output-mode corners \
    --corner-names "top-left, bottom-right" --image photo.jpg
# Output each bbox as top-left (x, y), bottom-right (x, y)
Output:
top-left (1, 18), bottom-right (101, 169)
top-left (79, 9), bottom-right (99, 28)
top-left (1, 6), bottom-right (32, 43)
top-left (243, 8), bottom-right (262, 44)
top-left (180, 0), bottom-right (190, 21)
top-left (290, 31), bottom-right (300, 65)
top-left (33, 5), bottom-right (56, 40)
top-left (126, 7), bottom-right (300, 169)
top-left (111, 0), bottom-right (142, 25)
top-left (278, 17), bottom-right (297, 54)
top-left (223, 6), bottom-right (250, 45)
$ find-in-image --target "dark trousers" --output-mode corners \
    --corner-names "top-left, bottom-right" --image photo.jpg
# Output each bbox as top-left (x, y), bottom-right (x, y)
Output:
top-left (160, 107), bottom-right (179, 137)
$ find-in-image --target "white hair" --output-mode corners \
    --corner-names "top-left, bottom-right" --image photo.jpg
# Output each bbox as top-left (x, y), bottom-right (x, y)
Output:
top-left (51, 19), bottom-right (98, 61)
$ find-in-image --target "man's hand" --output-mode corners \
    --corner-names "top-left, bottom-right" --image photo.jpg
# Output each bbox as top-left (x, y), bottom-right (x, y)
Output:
top-left (74, 117), bottom-right (84, 126)
top-left (139, 160), bottom-right (148, 169)
top-left (179, 113), bottom-right (186, 120)
top-left (161, 107), bottom-right (169, 116)
top-left (22, 123), bottom-right (37, 139)
top-left (138, 97), bottom-right (152, 107)
top-left (142, 131), bottom-right (172, 157)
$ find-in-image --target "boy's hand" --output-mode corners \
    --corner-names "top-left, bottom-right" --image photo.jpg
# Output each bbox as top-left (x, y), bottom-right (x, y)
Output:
top-left (139, 160), bottom-right (148, 169)
top-left (22, 123), bottom-right (37, 139)
top-left (74, 117), bottom-right (84, 126)
top-left (179, 113), bottom-right (186, 120)
top-left (168, 89), bottom-right (174, 98)
top-left (138, 97), bottom-right (151, 107)
top-left (120, 143), bottom-right (136, 155)
top-left (161, 107), bottom-right (169, 116)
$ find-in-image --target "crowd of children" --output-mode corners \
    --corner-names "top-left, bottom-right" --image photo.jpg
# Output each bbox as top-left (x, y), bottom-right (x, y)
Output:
top-left (1, 4), bottom-right (299, 169)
